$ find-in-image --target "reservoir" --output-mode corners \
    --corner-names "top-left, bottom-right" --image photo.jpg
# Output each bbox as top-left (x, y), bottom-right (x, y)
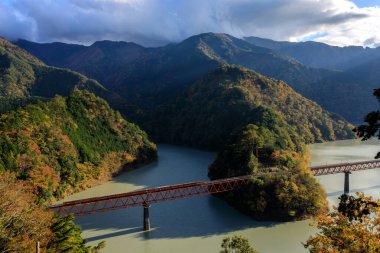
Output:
top-left (63, 139), bottom-right (380, 253)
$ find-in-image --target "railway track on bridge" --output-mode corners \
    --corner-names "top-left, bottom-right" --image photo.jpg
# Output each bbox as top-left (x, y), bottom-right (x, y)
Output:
top-left (50, 159), bottom-right (380, 230)
top-left (310, 159), bottom-right (380, 175)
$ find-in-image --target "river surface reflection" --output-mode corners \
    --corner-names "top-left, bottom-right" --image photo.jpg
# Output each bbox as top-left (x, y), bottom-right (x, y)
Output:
top-left (63, 139), bottom-right (380, 253)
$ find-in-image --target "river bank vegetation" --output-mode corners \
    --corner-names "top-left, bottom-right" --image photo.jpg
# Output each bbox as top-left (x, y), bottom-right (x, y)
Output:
top-left (0, 89), bottom-right (157, 201)
top-left (209, 121), bottom-right (328, 221)
top-left (0, 89), bottom-right (157, 251)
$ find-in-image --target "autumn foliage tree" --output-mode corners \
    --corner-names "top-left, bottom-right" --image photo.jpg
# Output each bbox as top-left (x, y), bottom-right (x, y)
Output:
top-left (304, 193), bottom-right (380, 252)
top-left (0, 172), bottom-right (53, 252)
top-left (0, 165), bottom-right (105, 253)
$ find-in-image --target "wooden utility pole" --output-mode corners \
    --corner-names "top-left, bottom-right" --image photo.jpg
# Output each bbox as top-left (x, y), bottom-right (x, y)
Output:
top-left (36, 241), bottom-right (40, 253)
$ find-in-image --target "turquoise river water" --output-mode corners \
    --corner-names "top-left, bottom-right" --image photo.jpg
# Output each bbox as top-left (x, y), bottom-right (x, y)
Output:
top-left (62, 139), bottom-right (380, 253)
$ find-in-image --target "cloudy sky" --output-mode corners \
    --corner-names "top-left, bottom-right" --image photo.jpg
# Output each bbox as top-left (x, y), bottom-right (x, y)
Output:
top-left (0, 0), bottom-right (379, 47)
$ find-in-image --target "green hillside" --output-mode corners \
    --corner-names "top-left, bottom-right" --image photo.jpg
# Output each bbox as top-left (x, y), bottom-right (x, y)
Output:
top-left (0, 38), bottom-right (156, 251)
top-left (208, 123), bottom-right (328, 221)
top-left (0, 38), bottom-right (127, 113)
top-left (0, 89), bottom-right (157, 200)
top-left (147, 65), bottom-right (354, 150)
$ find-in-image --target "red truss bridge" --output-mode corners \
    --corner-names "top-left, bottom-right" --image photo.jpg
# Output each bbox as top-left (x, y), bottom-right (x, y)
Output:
top-left (50, 160), bottom-right (380, 231)
top-left (310, 159), bottom-right (380, 175)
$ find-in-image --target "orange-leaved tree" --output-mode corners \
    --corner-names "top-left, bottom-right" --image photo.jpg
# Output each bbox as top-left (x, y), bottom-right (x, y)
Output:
top-left (0, 172), bottom-right (53, 252)
top-left (304, 193), bottom-right (380, 252)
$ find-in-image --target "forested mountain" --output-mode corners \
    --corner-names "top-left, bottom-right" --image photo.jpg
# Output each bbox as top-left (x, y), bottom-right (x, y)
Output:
top-left (0, 38), bottom-right (158, 251)
top-left (0, 38), bottom-right (127, 113)
top-left (15, 33), bottom-right (376, 123)
top-left (242, 36), bottom-right (380, 122)
top-left (16, 33), bottom-right (331, 97)
top-left (146, 65), bottom-right (354, 149)
top-left (15, 39), bottom-right (152, 88)
top-left (244, 36), bottom-right (380, 70)
top-left (0, 89), bottom-right (157, 200)
top-left (0, 89), bottom-right (156, 251)
top-left (208, 122), bottom-right (328, 221)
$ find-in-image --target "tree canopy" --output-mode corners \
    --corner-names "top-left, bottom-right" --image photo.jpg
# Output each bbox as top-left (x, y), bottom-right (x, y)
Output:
top-left (0, 89), bottom-right (157, 201)
top-left (148, 65), bottom-right (354, 150)
top-left (304, 193), bottom-right (380, 253)
top-left (209, 122), bottom-right (327, 221)
top-left (0, 90), bottom-right (157, 252)
top-left (220, 235), bottom-right (258, 253)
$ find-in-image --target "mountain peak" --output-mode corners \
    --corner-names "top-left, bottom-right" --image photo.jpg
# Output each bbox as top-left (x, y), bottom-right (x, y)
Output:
top-left (91, 40), bottom-right (144, 49)
top-left (184, 32), bottom-right (247, 46)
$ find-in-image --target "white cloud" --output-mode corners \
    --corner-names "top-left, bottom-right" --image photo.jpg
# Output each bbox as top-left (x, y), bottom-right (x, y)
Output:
top-left (0, 0), bottom-right (379, 47)
top-left (314, 5), bottom-right (380, 47)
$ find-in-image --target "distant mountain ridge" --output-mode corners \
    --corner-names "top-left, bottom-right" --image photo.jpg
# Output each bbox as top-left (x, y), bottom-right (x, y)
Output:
top-left (15, 39), bottom-right (152, 88)
top-left (16, 33), bottom-right (331, 93)
top-left (15, 33), bottom-right (378, 123)
top-left (244, 36), bottom-right (380, 70)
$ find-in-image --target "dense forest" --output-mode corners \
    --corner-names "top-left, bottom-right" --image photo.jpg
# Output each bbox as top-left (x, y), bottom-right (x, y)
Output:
top-left (0, 89), bottom-right (157, 251)
top-left (0, 89), bottom-right (156, 200)
top-left (147, 65), bottom-right (354, 149)
top-left (208, 118), bottom-right (327, 221)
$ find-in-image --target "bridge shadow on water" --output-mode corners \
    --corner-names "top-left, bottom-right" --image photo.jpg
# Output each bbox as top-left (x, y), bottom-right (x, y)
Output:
top-left (326, 184), bottom-right (380, 197)
top-left (77, 195), bottom-right (278, 242)
top-left (72, 150), bottom-right (380, 244)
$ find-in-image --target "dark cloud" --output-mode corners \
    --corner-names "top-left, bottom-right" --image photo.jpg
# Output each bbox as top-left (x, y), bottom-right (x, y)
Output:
top-left (0, 0), bottom-right (377, 46)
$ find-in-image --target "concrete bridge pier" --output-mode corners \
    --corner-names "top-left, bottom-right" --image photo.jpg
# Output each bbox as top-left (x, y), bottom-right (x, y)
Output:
top-left (344, 171), bottom-right (351, 194)
top-left (143, 203), bottom-right (151, 231)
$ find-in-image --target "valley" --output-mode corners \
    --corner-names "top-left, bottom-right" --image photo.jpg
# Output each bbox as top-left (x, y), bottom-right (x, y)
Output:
top-left (0, 25), bottom-right (379, 252)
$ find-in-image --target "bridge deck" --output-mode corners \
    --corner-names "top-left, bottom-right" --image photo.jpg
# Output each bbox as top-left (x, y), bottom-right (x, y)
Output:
top-left (51, 159), bottom-right (380, 216)
top-left (310, 159), bottom-right (380, 175)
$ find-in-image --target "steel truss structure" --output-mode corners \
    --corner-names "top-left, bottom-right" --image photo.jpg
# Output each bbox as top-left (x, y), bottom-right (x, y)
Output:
top-left (311, 159), bottom-right (380, 176)
top-left (51, 175), bottom-right (253, 216)
top-left (50, 160), bottom-right (380, 216)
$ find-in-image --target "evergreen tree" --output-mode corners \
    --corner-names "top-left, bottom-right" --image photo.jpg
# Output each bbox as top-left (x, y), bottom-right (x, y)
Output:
top-left (48, 214), bottom-right (105, 253)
